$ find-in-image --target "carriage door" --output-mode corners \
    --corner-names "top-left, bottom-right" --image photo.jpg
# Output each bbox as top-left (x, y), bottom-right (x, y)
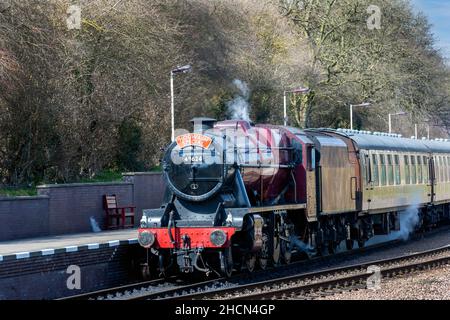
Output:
top-left (364, 151), bottom-right (373, 211)
top-left (428, 156), bottom-right (435, 203)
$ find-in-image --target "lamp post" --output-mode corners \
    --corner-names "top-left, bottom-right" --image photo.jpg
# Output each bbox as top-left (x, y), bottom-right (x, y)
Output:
top-left (349, 102), bottom-right (371, 130)
top-left (388, 111), bottom-right (407, 134)
top-left (423, 119), bottom-right (438, 140)
top-left (283, 87), bottom-right (310, 126)
top-left (170, 64), bottom-right (192, 141)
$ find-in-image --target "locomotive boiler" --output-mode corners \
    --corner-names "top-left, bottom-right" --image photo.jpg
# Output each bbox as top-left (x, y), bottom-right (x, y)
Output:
top-left (138, 117), bottom-right (450, 277)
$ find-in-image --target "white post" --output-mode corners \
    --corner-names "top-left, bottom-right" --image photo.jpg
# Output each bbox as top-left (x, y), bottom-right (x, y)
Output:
top-left (350, 104), bottom-right (353, 130)
top-left (415, 124), bottom-right (418, 139)
top-left (427, 125), bottom-right (430, 140)
top-left (388, 114), bottom-right (392, 134)
top-left (170, 72), bottom-right (175, 142)
top-left (283, 91), bottom-right (287, 126)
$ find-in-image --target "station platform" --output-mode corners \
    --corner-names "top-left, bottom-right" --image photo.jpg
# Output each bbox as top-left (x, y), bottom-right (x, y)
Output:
top-left (0, 229), bottom-right (143, 299)
top-left (0, 229), bottom-right (138, 261)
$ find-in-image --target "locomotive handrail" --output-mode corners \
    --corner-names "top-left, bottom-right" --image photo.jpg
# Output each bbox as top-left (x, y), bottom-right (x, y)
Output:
top-left (238, 164), bottom-right (295, 169)
top-left (187, 177), bottom-right (222, 182)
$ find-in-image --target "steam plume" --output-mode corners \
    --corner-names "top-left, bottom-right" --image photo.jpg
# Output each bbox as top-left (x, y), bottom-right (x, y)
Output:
top-left (227, 79), bottom-right (251, 121)
top-left (365, 204), bottom-right (420, 246)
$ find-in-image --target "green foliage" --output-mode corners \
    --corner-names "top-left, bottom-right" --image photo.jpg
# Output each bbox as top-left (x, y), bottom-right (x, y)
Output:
top-left (208, 90), bottom-right (233, 121)
top-left (116, 119), bottom-right (144, 172)
top-left (0, 187), bottom-right (38, 197)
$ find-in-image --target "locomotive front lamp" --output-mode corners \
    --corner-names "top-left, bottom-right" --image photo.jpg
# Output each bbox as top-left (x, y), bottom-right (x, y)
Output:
top-left (210, 229), bottom-right (227, 247)
top-left (138, 230), bottom-right (155, 248)
top-left (170, 64), bottom-right (192, 141)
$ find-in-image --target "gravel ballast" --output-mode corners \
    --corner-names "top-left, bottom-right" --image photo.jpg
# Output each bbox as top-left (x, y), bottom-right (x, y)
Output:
top-left (317, 263), bottom-right (450, 300)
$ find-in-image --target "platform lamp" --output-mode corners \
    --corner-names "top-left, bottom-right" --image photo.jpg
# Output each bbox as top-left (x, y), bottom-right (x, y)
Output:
top-left (170, 64), bottom-right (192, 141)
top-left (349, 102), bottom-right (371, 130)
top-left (388, 111), bottom-right (407, 134)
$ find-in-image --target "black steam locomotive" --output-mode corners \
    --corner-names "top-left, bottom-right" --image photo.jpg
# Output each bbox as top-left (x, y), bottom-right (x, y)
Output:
top-left (138, 117), bottom-right (450, 277)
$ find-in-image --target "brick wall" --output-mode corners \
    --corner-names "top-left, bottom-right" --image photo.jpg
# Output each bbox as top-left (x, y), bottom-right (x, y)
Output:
top-left (37, 182), bottom-right (134, 234)
top-left (123, 172), bottom-right (165, 225)
top-left (0, 196), bottom-right (49, 241)
top-left (0, 173), bottom-right (166, 241)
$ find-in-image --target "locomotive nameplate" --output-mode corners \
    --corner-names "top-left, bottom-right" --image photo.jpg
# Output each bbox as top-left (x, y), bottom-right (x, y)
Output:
top-left (176, 133), bottom-right (212, 149)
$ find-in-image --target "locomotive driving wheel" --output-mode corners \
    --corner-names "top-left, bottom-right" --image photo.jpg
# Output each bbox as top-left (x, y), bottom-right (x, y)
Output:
top-left (280, 238), bottom-right (292, 264)
top-left (245, 253), bottom-right (257, 272)
top-left (272, 227), bottom-right (281, 267)
top-left (328, 241), bottom-right (339, 254)
top-left (258, 233), bottom-right (269, 270)
top-left (220, 247), bottom-right (233, 277)
top-left (346, 239), bottom-right (354, 250)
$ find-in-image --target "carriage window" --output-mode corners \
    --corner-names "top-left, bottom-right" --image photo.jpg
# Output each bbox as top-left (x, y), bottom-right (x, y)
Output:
top-left (446, 157), bottom-right (449, 182)
top-left (365, 154), bottom-right (371, 184)
top-left (434, 157), bottom-right (439, 182)
top-left (410, 156), bottom-right (417, 184)
top-left (417, 156), bottom-right (423, 184)
top-left (447, 157), bottom-right (450, 181)
top-left (443, 157), bottom-right (448, 182)
top-left (307, 146), bottom-right (315, 171)
top-left (387, 155), bottom-right (394, 185)
top-left (423, 156), bottom-right (428, 183)
top-left (372, 154), bottom-right (379, 186)
top-left (380, 155), bottom-right (387, 186)
top-left (404, 155), bottom-right (410, 184)
top-left (394, 155), bottom-right (401, 185)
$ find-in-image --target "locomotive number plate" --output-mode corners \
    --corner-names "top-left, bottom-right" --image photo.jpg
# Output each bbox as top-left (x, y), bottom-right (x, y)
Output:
top-left (176, 133), bottom-right (212, 149)
top-left (183, 156), bottom-right (203, 163)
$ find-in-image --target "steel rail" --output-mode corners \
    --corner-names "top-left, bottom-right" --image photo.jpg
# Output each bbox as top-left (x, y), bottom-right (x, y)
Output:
top-left (172, 245), bottom-right (450, 300)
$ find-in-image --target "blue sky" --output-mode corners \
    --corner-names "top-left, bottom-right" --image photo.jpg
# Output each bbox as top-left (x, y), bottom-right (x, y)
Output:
top-left (410, 0), bottom-right (450, 63)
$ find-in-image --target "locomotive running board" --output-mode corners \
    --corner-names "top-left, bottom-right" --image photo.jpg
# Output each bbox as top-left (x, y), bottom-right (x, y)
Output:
top-left (247, 203), bottom-right (306, 213)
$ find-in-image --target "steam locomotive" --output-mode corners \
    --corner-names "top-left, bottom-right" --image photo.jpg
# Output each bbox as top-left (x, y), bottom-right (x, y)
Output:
top-left (138, 117), bottom-right (450, 277)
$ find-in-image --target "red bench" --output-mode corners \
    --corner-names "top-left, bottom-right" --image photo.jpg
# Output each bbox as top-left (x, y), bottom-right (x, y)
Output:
top-left (103, 194), bottom-right (135, 229)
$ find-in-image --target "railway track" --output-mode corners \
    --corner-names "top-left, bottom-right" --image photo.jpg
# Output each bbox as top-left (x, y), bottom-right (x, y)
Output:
top-left (57, 276), bottom-right (177, 300)
top-left (60, 238), bottom-right (400, 300)
top-left (171, 245), bottom-right (450, 300)
top-left (59, 224), bottom-right (450, 300)
top-left (122, 240), bottom-right (403, 300)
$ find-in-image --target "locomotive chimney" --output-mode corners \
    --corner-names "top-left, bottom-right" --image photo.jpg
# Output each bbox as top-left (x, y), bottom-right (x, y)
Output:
top-left (191, 117), bottom-right (217, 133)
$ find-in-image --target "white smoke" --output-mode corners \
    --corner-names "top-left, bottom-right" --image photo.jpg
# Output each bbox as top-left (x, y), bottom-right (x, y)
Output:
top-left (365, 204), bottom-right (420, 246)
top-left (394, 205), bottom-right (420, 241)
top-left (227, 79), bottom-right (251, 121)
